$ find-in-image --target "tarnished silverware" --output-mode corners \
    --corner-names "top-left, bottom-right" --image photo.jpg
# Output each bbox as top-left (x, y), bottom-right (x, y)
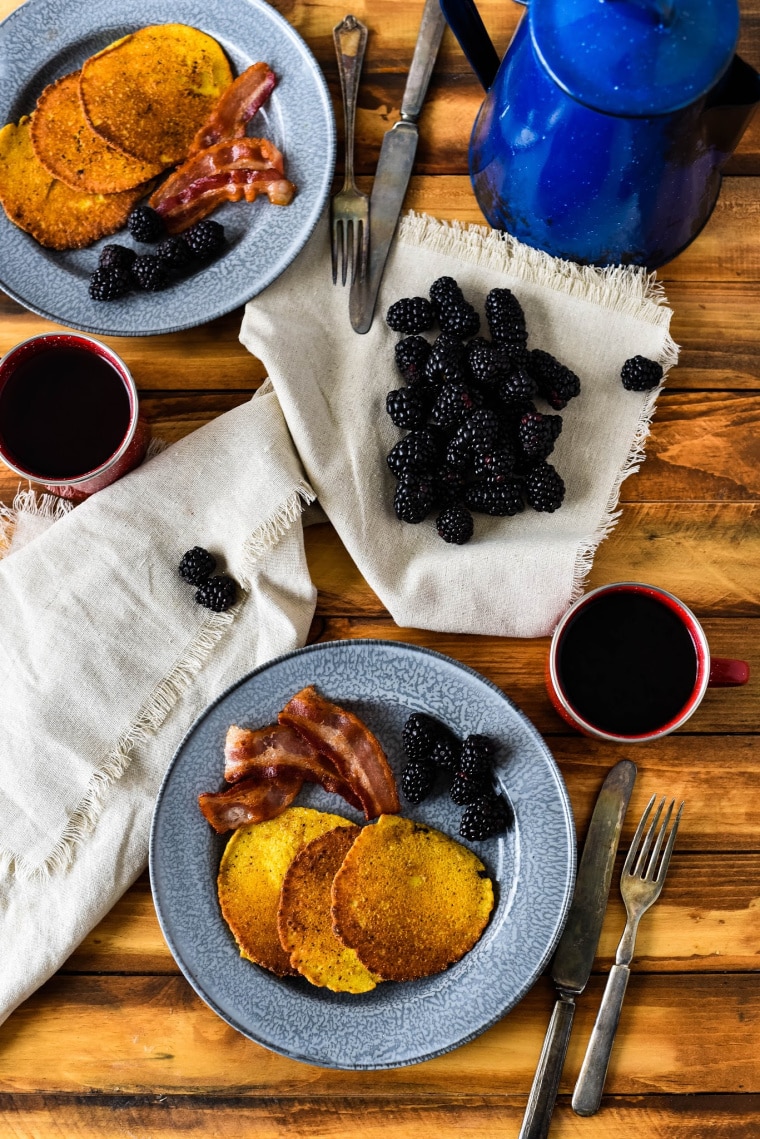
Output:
top-left (331, 15), bottom-right (369, 286)
top-left (572, 794), bottom-right (684, 1117)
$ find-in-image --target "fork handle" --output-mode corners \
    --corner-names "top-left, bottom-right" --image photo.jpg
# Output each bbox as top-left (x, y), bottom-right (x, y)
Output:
top-left (333, 15), bottom-right (368, 187)
top-left (571, 964), bottom-right (631, 1117)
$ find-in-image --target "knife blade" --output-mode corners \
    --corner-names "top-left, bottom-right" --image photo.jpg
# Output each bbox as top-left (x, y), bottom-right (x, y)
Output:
top-left (518, 758), bottom-right (637, 1139)
top-left (349, 0), bottom-right (446, 333)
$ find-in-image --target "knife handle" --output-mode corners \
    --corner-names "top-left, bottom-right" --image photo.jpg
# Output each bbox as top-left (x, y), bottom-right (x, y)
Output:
top-left (333, 16), bottom-right (368, 187)
top-left (401, 0), bottom-right (447, 121)
top-left (518, 995), bottom-right (576, 1139)
top-left (571, 964), bottom-right (631, 1117)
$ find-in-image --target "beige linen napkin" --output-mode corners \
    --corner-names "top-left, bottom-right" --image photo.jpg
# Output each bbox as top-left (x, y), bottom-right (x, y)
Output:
top-left (0, 385), bottom-right (316, 1024)
top-left (241, 212), bottom-right (678, 638)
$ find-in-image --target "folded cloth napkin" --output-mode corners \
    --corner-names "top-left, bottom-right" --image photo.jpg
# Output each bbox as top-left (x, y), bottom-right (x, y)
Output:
top-left (0, 385), bottom-right (316, 1025)
top-left (241, 212), bottom-right (678, 638)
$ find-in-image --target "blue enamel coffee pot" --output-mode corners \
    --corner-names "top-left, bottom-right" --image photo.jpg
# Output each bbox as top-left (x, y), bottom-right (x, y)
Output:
top-left (439, 0), bottom-right (760, 266)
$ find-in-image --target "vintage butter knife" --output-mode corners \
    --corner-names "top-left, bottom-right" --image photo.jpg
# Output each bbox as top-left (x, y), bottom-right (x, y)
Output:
top-left (518, 758), bottom-right (637, 1139)
top-left (348, 0), bottom-right (446, 333)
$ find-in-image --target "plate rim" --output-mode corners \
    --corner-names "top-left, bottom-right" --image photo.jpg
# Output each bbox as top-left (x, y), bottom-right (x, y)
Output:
top-left (0, 0), bottom-right (336, 336)
top-left (149, 637), bottom-right (577, 1070)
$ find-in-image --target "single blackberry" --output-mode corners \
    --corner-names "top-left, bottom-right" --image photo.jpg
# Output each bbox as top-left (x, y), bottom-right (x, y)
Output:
top-left (131, 254), bottom-right (170, 292)
top-left (402, 712), bottom-right (443, 762)
top-left (423, 333), bottom-right (469, 387)
top-left (436, 503), bottom-right (474, 544)
top-left (430, 734), bottom-right (462, 772)
top-left (499, 368), bottom-right (539, 403)
top-left (460, 734), bottom-right (495, 779)
top-left (485, 288), bottom-right (528, 362)
top-left (431, 382), bottom-right (483, 429)
top-left (157, 235), bottom-right (194, 274)
top-left (460, 792), bottom-right (512, 841)
top-left (386, 296), bottom-right (435, 334)
top-left (450, 769), bottom-right (492, 805)
top-left (465, 478), bottom-right (525, 516)
top-left (525, 462), bottom-right (566, 512)
top-left (387, 428), bottom-right (440, 477)
top-left (401, 760), bottom-right (436, 804)
top-left (127, 205), bottom-right (165, 243)
top-left (395, 335), bottom-right (431, 384)
top-left (195, 574), bottom-right (237, 612)
top-left (621, 355), bottom-right (664, 391)
top-left (429, 275), bottom-right (462, 310)
top-left (386, 387), bottom-right (429, 429)
top-left (435, 464), bottom-right (467, 507)
top-left (88, 265), bottom-right (132, 301)
top-left (529, 349), bottom-right (581, 409)
top-left (472, 446), bottom-right (515, 480)
top-left (393, 474), bottom-right (437, 523)
top-left (467, 337), bottom-right (509, 386)
top-left (438, 299), bottom-right (480, 339)
top-left (178, 545), bottom-right (216, 585)
top-left (183, 219), bottom-right (225, 261)
top-left (99, 243), bottom-right (136, 272)
top-left (518, 411), bottom-right (563, 460)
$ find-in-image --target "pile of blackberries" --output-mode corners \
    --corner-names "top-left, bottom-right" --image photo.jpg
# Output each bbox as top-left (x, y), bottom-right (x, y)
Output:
top-left (178, 546), bottom-right (237, 612)
top-left (384, 278), bottom-right (580, 543)
top-left (400, 711), bottom-right (512, 841)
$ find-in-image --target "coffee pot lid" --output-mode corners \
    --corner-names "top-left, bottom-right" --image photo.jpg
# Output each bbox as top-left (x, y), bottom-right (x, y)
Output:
top-left (530, 0), bottom-right (739, 116)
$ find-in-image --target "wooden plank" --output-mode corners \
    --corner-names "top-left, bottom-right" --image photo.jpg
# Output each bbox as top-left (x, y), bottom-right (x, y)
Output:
top-left (664, 282), bottom-right (760, 392)
top-left (0, 973), bottom-right (758, 1096)
top-left (1, 1093), bottom-right (759, 1139)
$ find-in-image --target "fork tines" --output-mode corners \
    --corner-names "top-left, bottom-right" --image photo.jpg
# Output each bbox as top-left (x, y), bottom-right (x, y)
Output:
top-left (626, 793), bottom-right (684, 882)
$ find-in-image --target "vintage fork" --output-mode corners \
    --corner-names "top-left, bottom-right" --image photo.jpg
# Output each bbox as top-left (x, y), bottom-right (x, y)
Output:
top-left (331, 15), bottom-right (370, 286)
top-left (572, 794), bottom-right (684, 1117)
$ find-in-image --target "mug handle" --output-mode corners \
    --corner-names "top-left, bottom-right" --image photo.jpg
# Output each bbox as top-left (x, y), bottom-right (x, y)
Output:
top-left (709, 658), bottom-right (750, 687)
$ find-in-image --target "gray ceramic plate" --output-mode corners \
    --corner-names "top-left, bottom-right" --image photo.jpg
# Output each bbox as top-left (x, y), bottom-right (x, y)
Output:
top-left (149, 639), bottom-right (576, 1069)
top-left (0, 0), bottom-right (335, 335)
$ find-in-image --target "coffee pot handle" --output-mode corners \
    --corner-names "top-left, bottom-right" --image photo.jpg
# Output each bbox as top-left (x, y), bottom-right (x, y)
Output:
top-left (439, 0), bottom-right (502, 90)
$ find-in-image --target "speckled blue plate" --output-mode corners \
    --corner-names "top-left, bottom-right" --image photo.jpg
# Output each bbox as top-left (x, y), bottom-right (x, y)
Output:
top-left (0, 0), bottom-right (335, 335)
top-left (149, 640), bottom-right (576, 1069)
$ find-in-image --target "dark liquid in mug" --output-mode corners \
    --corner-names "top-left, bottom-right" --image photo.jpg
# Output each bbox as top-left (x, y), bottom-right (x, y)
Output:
top-left (0, 346), bottom-right (131, 479)
top-left (557, 591), bottom-right (699, 736)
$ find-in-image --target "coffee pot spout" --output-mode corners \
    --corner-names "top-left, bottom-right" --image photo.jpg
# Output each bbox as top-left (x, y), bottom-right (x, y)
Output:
top-left (704, 54), bottom-right (760, 159)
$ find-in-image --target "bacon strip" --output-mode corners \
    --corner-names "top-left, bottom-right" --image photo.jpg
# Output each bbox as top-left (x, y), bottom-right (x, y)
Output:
top-left (188, 62), bottom-right (276, 157)
top-left (149, 138), bottom-right (295, 232)
top-left (198, 770), bottom-right (302, 834)
top-left (224, 723), bottom-right (363, 810)
top-left (279, 686), bottom-right (400, 820)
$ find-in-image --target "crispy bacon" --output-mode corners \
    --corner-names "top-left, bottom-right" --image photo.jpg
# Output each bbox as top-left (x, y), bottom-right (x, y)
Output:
top-left (149, 137), bottom-right (295, 232)
top-left (279, 686), bottom-right (400, 820)
top-left (198, 770), bottom-right (303, 834)
top-left (224, 723), bottom-right (362, 810)
top-left (188, 62), bottom-right (277, 157)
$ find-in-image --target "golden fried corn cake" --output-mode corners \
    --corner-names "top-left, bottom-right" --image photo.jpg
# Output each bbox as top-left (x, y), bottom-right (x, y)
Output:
top-left (277, 825), bottom-right (379, 994)
top-left (331, 814), bottom-right (494, 982)
top-left (79, 24), bottom-right (233, 167)
top-left (218, 807), bottom-right (354, 977)
top-left (31, 71), bottom-right (162, 194)
top-left (0, 116), bottom-right (145, 249)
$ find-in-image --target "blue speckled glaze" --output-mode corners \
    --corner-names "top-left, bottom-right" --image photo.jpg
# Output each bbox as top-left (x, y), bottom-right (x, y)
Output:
top-left (149, 640), bottom-right (576, 1070)
top-left (440, 0), bottom-right (760, 267)
top-left (0, 0), bottom-right (335, 335)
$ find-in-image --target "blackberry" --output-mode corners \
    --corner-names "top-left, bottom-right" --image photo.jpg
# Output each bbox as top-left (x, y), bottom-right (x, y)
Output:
top-left (423, 333), bottom-right (469, 387)
top-left (525, 462), bottom-right (566, 512)
top-left (499, 367), bottom-right (539, 403)
top-left (436, 503), bottom-right (474, 544)
top-left (431, 382), bottom-right (483, 429)
top-left (485, 288), bottom-right (528, 363)
top-left (88, 265), bottom-right (132, 301)
top-left (430, 733), bottom-right (462, 772)
top-left (518, 411), bottom-right (563, 460)
top-left (450, 769), bottom-right (492, 805)
top-left (183, 219), bottom-right (225, 261)
top-left (393, 474), bottom-right (437, 523)
top-left (460, 792), bottom-right (512, 841)
top-left (499, 398), bottom-right (537, 439)
top-left (402, 712), bottom-right (443, 762)
top-left (386, 296), bottom-right (435, 334)
top-left (621, 355), bottom-right (663, 391)
top-left (401, 760), bottom-right (436, 804)
top-left (460, 734), bottom-right (495, 779)
top-left (446, 409), bottom-right (502, 469)
top-left (395, 335), bottom-right (431, 384)
top-left (438, 299), bottom-right (480, 339)
top-left (472, 446), bottom-right (515, 480)
top-left (157, 235), bottom-right (194, 274)
top-left (195, 574), bottom-right (237, 612)
top-left (386, 387), bottom-right (429, 429)
top-left (435, 464), bottom-right (467, 507)
top-left (131, 254), bottom-right (170, 292)
top-left (467, 337), bottom-right (508, 386)
top-left (465, 478), bottom-right (525, 517)
top-left (429, 275), bottom-right (462, 310)
top-left (178, 545), bottom-right (216, 585)
top-left (99, 243), bottom-right (136, 272)
top-left (529, 349), bottom-right (581, 409)
top-left (127, 205), bottom-right (165, 243)
top-left (387, 428), bottom-right (440, 477)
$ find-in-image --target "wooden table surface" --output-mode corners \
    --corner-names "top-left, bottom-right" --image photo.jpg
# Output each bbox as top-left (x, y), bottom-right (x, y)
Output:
top-left (1, 0), bottom-right (759, 1135)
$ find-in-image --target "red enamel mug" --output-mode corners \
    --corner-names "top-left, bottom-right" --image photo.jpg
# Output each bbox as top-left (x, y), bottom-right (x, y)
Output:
top-left (547, 582), bottom-right (750, 743)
